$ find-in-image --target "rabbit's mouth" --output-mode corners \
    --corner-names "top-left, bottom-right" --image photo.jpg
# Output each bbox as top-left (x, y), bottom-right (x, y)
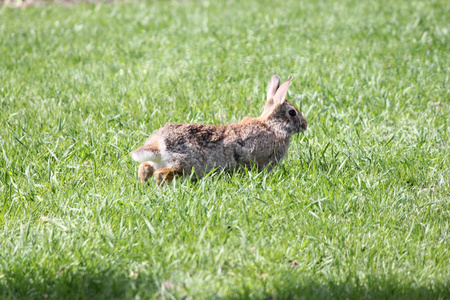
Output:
top-left (300, 118), bottom-right (308, 131)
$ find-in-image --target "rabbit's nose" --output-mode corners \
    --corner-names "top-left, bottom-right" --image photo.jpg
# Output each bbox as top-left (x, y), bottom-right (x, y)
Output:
top-left (301, 117), bottom-right (308, 131)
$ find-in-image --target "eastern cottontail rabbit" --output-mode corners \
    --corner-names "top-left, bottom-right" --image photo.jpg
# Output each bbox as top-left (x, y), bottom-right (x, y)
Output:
top-left (132, 75), bottom-right (307, 185)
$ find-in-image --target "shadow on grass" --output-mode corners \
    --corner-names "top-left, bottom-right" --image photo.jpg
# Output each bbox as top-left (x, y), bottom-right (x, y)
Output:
top-left (233, 276), bottom-right (450, 300)
top-left (1, 269), bottom-right (448, 299)
top-left (0, 267), bottom-right (159, 300)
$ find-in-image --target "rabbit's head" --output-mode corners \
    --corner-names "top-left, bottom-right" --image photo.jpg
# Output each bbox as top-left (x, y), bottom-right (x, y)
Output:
top-left (260, 76), bottom-right (307, 136)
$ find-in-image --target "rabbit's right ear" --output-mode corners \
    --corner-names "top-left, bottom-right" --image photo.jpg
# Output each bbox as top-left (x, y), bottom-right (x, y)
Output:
top-left (263, 75), bottom-right (280, 113)
top-left (273, 77), bottom-right (292, 105)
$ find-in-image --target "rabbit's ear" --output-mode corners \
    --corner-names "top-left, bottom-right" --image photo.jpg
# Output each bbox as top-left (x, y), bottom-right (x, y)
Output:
top-left (266, 75), bottom-right (280, 101)
top-left (263, 75), bottom-right (280, 112)
top-left (273, 77), bottom-right (293, 105)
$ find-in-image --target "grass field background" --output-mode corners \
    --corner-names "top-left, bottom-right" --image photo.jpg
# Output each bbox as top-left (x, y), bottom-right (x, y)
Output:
top-left (1, 0), bottom-right (449, 298)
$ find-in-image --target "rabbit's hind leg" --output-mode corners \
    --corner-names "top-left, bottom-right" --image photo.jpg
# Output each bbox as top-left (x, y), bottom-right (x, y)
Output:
top-left (154, 166), bottom-right (183, 186)
top-left (138, 162), bottom-right (155, 183)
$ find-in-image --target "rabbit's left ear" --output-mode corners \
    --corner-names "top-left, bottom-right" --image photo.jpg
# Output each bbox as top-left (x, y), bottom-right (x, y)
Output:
top-left (263, 75), bottom-right (281, 113)
top-left (273, 77), bottom-right (293, 105)
top-left (266, 75), bottom-right (280, 102)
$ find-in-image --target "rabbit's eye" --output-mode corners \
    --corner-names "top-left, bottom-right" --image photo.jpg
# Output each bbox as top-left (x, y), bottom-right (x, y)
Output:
top-left (288, 109), bottom-right (296, 116)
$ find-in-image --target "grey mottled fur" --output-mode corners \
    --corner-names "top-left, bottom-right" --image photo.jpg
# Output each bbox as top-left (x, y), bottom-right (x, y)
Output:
top-left (132, 75), bottom-right (307, 184)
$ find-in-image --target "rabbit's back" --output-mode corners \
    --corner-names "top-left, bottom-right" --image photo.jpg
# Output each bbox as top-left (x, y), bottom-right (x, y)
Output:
top-left (159, 121), bottom-right (289, 175)
top-left (132, 75), bottom-right (306, 185)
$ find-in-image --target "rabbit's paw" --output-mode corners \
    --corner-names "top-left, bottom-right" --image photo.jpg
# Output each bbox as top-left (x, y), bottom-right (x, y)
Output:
top-left (154, 167), bottom-right (182, 186)
top-left (138, 163), bottom-right (154, 183)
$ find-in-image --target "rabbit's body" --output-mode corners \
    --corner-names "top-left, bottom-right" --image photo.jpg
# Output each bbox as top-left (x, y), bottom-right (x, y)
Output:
top-left (133, 119), bottom-right (290, 177)
top-left (132, 76), bottom-right (307, 185)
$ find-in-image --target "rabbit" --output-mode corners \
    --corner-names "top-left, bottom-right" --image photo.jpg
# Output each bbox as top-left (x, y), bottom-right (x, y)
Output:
top-left (132, 75), bottom-right (307, 185)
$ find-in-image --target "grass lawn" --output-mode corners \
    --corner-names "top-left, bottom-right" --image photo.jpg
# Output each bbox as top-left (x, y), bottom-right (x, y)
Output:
top-left (0, 0), bottom-right (449, 298)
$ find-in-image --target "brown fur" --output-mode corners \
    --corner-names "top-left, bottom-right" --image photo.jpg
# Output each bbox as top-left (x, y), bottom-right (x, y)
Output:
top-left (154, 166), bottom-right (183, 186)
top-left (138, 163), bottom-right (154, 183)
top-left (132, 75), bottom-right (307, 185)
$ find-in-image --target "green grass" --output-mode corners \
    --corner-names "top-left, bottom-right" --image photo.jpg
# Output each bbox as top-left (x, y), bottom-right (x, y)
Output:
top-left (0, 0), bottom-right (449, 298)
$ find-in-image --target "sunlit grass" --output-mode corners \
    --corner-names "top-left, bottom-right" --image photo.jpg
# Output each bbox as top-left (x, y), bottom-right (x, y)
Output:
top-left (0, 0), bottom-right (449, 298)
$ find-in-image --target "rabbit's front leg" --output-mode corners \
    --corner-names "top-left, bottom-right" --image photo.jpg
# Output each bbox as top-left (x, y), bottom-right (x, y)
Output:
top-left (154, 166), bottom-right (183, 186)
